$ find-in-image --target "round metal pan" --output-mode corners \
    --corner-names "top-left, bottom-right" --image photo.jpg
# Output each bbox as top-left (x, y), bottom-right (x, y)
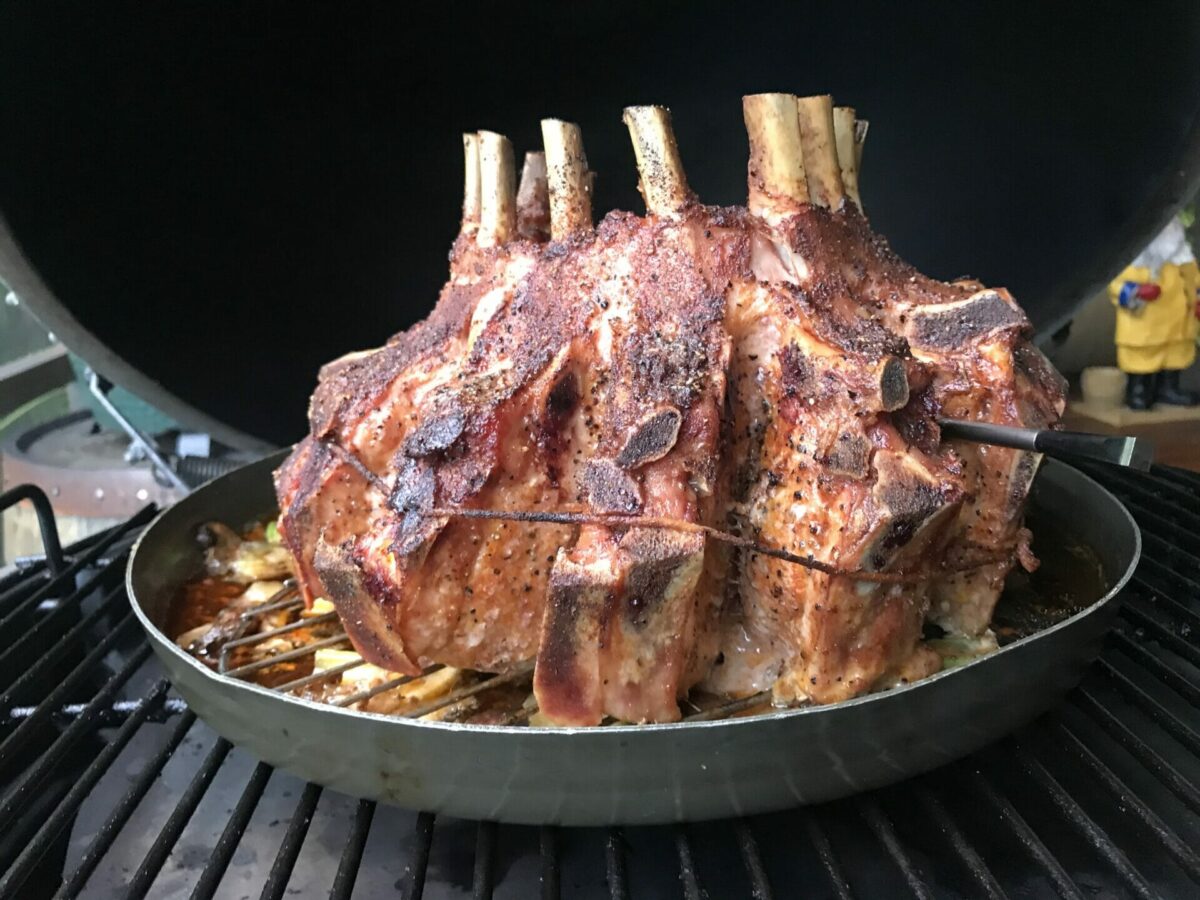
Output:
top-left (127, 451), bottom-right (1140, 825)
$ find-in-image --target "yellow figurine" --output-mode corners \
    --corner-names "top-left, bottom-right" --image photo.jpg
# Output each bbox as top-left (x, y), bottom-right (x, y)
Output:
top-left (1108, 217), bottom-right (1200, 409)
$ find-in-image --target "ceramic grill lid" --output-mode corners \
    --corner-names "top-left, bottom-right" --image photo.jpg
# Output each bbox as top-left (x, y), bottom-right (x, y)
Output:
top-left (1, 4), bottom-right (1199, 448)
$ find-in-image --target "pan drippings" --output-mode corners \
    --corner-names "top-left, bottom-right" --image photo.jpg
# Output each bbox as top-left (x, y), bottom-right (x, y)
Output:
top-left (171, 503), bottom-right (1108, 725)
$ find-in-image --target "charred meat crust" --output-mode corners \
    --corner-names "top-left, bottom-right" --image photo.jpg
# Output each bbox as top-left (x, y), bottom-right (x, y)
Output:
top-left (580, 459), bottom-right (643, 513)
top-left (879, 357), bottom-right (911, 411)
top-left (309, 244), bottom-right (501, 440)
top-left (616, 407), bottom-right (683, 470)
top-left (402, 411), bottom-right (467, 457)
top-left (823, 432), bottom-right (871, 479)
top-left (620, 530), bottom-right (704, 627)
top-left (387, 457), bottom-right (440, 555)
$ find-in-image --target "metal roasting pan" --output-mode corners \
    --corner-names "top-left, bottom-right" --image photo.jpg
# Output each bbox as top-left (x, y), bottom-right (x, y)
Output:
top-left (126, 451), bottom-right (1140, 825)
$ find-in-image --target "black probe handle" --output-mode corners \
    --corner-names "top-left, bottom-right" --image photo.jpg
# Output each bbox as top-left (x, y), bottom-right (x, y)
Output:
top-left (937, 420), bottom-right (1154, 471)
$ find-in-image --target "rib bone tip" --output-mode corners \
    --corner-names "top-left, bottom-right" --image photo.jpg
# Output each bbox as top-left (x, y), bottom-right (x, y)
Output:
top-left (516, 151), bottom-right (550, 242)
top-left (796, 95), bottom-right (845, 209)
top-left (462, 132), bottom-right (482, 227)
top-left (477, 130), bottom-right (516, 246)
top-left (622, 105), bottom-right (691, 217)
top-left (832, 106), bottom-right (863, 212)
top-left (541, 118), bottom-right (593, 239)
top-left (743, 92), bottom-right (809, 214)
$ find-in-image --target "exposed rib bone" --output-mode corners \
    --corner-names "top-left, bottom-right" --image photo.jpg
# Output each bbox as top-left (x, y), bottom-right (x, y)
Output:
top-left (742, 93), bottom-right (808, 218)
top-left (541, 119), bottom-right (593, 239)
top-left (832, 106), bottom-right (862, 211)
top-left (462, 133), bottom-right (481, 229)
top-left (516, 151), bottom-right (551, 241)
top-left (854, 119), bottom-right (869, 169)
top-left (795, 95), bottom-right (845, 208)
top-left (478, 130), bottom-right (516, 246)
top-left (900, 290), bottom-right (1026, 350)
top-left (877, 356), bottom-right (910, 411)
top-left (622, 106), bottom-right (691, 217)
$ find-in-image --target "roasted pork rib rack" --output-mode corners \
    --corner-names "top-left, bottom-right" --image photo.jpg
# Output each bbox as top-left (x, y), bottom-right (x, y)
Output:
top-left (275, 93), bottom-right (1066, 725)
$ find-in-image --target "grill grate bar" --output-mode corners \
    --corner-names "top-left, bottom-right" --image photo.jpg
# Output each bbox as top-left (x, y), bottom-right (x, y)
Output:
top-left (673, 827), bottom-right (705, 900)
top-left (1109, 630), bottom-right (1200, 707)
top-left (4, 696), bottom-right (188, 726)
top-left (1123, 540), bottom-right (1200, 595)
top-left (1128, 571), bottom-right (1200, 633)
top-left (1089, 462), bottom-right (1200, 523)
top-left (1012, 742), bottom-right (1157, 900)
top-left (1072, 686), bottom-right (1200, 812)
top-left (329, 799), bottom-right (375, 900)
top-left (1094, 487), bottom-right (1195, 542)
top-left (53, 708), bottom-right (198, 899)
top-left (401, 811), bottom-right (435, 900)
top-left (540, 825), bottom-right (560, 900)
top-left (1150, 464), bottom-right (1200, 493)
top-left (1106, 493), bottom-right (1200, 567)
top-left (472, 820), bottom-right (496, 900)
top-left (1049, 719), bottom-right (1200, 884)
top-left (961, 768), bottom-right (1082, 900)
top-left (4, 521), bottom-right (111, 572)
top-left (0, 563), bottom-right (47, 612)
top-left (125, 738), bottom-right (234, 900)
top-left (190, 761), bottom-right (275, 900)
top-left (1137, 526), bottom-right (1200, 577)
top-left (0, 613), bottom-right (141, 773)
top-left (4, 696), bottom-right (184, 729)
top-left (1094, 660), bottom-right (1200, 756)
top-left (912, 784), bottom-right (1005, 899)
top-left (0, 504), bottom-right (152, 626)
top-left (0, 640), bottom-right (150, 835)
top-left (224, 632), bottom-right (351, 679)
top-left (259, 781), bottom-right (322, 900)
top-left (1132, 555), bottom-right (1200, 616)
top-left (0, 556), bottom-right (130, 686)
top-left (858, 797), bottom-right (931, 900)
top-left (803, 811), bottom-right (853, 900)
top-left (605, 829), bottom-right (628, 900)
top-left (733, 818), bottom-right (773, 900)
top-left (1081, 458), bottom-right (1180, 501)
top-left (0, 679), bottom-right (170, 900)
top-left (1121, 603), bottom-right (1200, 668)
top-left (0, 581), bottom-right (130, 712)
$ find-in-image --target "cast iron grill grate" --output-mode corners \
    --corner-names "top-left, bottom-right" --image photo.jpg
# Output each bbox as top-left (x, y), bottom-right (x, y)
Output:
top-left (0, 464), bottom-right (1198, 898)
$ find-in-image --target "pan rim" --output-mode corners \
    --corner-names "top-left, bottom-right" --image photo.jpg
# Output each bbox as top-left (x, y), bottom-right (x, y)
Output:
top-left (126, 456), bottom-right (1141, 737)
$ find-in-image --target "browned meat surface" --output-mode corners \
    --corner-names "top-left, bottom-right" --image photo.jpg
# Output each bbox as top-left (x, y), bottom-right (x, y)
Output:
top-left (276, 95), bottom-right (1065, 724)
top-left (704, 212), bottom-right (964, 704)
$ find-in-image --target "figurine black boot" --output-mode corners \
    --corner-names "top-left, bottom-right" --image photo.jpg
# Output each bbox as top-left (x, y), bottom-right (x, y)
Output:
top-left (1125, 373), bottom-right (1156, 410)
top-left (1156, 369), bottom-right (1200, 406)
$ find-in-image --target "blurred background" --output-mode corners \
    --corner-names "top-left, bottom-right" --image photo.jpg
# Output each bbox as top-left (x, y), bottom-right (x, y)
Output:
top-left (3, 1), bottom-right (1200, 560)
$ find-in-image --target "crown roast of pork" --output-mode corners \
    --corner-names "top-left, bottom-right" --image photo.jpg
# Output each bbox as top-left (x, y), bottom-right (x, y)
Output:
top-left (275, 93), bottom-right (1066, 725)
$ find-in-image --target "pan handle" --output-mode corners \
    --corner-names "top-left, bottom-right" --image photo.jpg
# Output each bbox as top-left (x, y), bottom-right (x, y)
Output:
top-left (937, 419), bottom-right (1154, 471)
